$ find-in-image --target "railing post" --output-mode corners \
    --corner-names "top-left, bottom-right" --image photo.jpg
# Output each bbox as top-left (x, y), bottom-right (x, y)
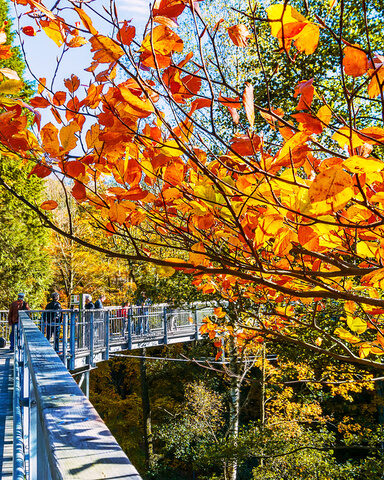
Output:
top-left (89, 312), bottom-right (94, 367)
top-left (62, 313), bottom-right (68, 366)
top-left (105, 310), bottom-right (110, 361)
top-left (194, 306), bottom-right (199, 341)
top-left (69, 311), bottom-right (76, 371)
top-left (163, 306), bottom-right (168, 345)
top-left (128, 307), bottom-right (132, 350)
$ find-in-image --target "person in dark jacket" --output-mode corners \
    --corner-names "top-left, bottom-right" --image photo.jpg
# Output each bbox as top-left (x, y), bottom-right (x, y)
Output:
top-left (84, 294), bottom-right (94, 309)
top-left (94, 294), bottom-right (105, 310)
top-left (44, 292), bottom-right (62, 352)
top-left (8, 293), bottom-right (30, 351)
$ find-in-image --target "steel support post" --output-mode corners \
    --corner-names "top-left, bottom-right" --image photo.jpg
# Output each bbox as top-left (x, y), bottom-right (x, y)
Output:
top-left (105, 310), bottom-right (110, 361)
top-left (163, 306), bottom-right (168, 345)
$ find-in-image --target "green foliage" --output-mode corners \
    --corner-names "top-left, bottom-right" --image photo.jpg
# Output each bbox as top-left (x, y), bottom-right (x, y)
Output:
top-left (0, 0), bottom-right (50, 308)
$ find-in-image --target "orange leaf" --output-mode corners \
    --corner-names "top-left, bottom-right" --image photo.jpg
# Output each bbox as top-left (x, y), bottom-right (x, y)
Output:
top-left (40, 200), bottom-right (58, 210)
top-left (117, 21), bottom-right (135, 46)
top-left (153, 0), bottom-right (186, 18)
top-left (75, 7), bottom-right (98, 35)
top-left (71, 181), bottom-right (87, 201)
top-left (294, 78), bottom-right (314, 110)
top-left (140, 25), bottom-right (183, 68)
top-left (64, 75), bottom-right (80, 93)
top-left (30, 96), bottom-right (51, 108)
top-left (41, 122), bottom-right (60, 157)
top-left (53, 91), bottom-right (66, 106)
top-left (343, 45), bottom-right (368, 77)
top-left (227, 24), bottom-right (252, 47)
top-left (230, 134), bottom-right (261, 156)
top-left (90, 35), bottom-right (125, 64)
top-left (218, 93), bottom-right (241, 109)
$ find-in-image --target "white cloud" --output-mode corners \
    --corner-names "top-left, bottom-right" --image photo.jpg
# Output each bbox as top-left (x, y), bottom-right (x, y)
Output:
top-left (117, 0), bottom-right (151, 18)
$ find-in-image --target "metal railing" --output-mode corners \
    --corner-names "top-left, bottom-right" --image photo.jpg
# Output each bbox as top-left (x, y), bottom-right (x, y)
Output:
top-left (0, 302), bottom-right (214, 370)
top-left (14, 312), bottom-right (142, 480)
top-left (5, 302), bottom-right (214, 479)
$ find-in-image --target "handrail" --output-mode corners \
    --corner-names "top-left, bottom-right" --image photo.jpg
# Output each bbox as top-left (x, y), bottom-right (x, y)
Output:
top-left (16, 312), bottom-right (142, 480)
top-left (13, 332), bottom-right (25, 480)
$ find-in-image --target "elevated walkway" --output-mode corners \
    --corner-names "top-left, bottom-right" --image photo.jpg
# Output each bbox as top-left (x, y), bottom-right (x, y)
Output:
top-left (0, 349), bottom-right (13, 478)
top-left (0, 302), bottom-right (213, 478)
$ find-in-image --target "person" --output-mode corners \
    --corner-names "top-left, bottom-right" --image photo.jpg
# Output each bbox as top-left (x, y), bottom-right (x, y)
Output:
top-left (94, 294), bottom-right (105, 310)
top-left (43, 292), bottom-right (62, 352)
top-left (8, 293), bottom-right (30, 351)
top-left (84, 294), bottom-right (94, 309)
top-left (136, 292), bottom-right (152, 334)
top-left (119, 301), bottom-right (130, 336)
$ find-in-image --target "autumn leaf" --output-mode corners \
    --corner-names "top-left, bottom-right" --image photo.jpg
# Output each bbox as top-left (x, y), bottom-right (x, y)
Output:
top-left (0, 79), bottom-right (23, 95)
top-left (41, 122), bottom-right (60, 157)
top-left (334, 327), bottom-right (360, 344)
top-left (343, 45), bottom-right (368, 77)
top-left (75, 7), bottom-right (98, 35)
top-left (64, 75), bottom-right (80, 93)
top-left (227, 25), bottom-right (252, 47)
top-left (308, 166), bottom-right (354, 215)
top-left (28, 163), bottom-right (52, 179)
top-left (90, 35), bottom-right (125, 63)
top-left (153, 0), bottom-right (186, 18)
top-left (294, 78), bottom-right (314, 110)
top-left (0, 68), bottom-right (21, 81)
top-left (40, 200), bottom-right (58, 210)
top-left (72, 181), bottom-right (87, 201)
top-left (347, 316), bottom-right (367, 334)
top-left (140, 25), bottom-right (183, 68)
top-left (22, 26), bottom-right (36, 36)
top-left (40, 19), bottom-right (65, 47)
top-left (60, 122), bottom-right (80, 153)
top-left (243, 82), bottom-right (254, 127)
top-left (117, 21), bottom-right (135, 46)
top-left (368, 66), bottom-right (384, 98)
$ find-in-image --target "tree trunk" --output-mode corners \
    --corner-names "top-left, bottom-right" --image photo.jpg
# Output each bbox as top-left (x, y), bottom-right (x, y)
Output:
top-left (225, 340), bottom-right (241, 480)
top-left (140, 347), bottom-right (154, 469)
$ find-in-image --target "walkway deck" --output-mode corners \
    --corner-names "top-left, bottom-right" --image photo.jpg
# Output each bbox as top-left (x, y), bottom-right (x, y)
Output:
top-left (0, 349), bottom-right (13, 478)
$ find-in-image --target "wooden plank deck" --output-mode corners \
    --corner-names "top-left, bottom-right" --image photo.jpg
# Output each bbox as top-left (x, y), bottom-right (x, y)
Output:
top-left (0, 349), bottom-right (13, 478)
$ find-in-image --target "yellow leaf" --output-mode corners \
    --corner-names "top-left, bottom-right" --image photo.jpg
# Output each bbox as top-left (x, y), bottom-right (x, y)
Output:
top-left (347, 316), bottom-right (367, 334)
top-left (308, 167), bottom-right (354, 215)
top-left (343, 155), bottom-right (384, 173)
top-left (266, 4), bottom-right (307, 38)
top-left (317, 105), bottom-right (332, 126)
top-left (60, 122), bottom-right (80, 153)
top-left (356, 241), bottom-right (378, 258)
top-left (334, 327), bottom-right (360, 344)
top-left (294, 23), bottom-right (319, 55)
top-left (0, 79), bottom-right (23, 94)
top-left (359, 343), bottom-right (372, 358)
top-left (75, 7), bottom-right (98, 35)
top-left (41, 19), bottom-right (65, 47)
top-left (332, 127), bottom-right (365, 149)
top-left (157, 265), bottom-right (175, 277)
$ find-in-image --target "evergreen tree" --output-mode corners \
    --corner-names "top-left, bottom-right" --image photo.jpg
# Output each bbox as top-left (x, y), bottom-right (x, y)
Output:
top-left (0, 0), bottom-right (51, 308)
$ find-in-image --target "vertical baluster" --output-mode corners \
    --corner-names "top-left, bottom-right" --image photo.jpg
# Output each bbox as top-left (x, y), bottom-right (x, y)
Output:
top-left (69, 311), bottom-right (76, 371)
top-left (89, 312), bottom-right (94, 367)
top-left (128, 307), bottom-right (132, 350)
top-left (105, 310), bottom-right (110, 361)
top-left (163, 306), bottom-right (168, 345)
top-left (62, 313), bottom-right (68, 366)
top-left (194, 306), bottom-right (199, 341)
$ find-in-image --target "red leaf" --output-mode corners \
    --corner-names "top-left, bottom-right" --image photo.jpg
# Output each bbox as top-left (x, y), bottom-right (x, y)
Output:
top-left (117, 21), bottom-right (135, 46)
top-left (28, 163), bottom-right (52, 178)
top-left (22, 26), bottom-right (36, 36)
top-left (71, 181), bottom-right (87, 201)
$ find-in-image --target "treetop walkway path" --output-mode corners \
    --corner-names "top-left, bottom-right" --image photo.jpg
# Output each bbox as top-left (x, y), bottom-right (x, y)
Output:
top-left (0, 302), bottom-right (213, 479)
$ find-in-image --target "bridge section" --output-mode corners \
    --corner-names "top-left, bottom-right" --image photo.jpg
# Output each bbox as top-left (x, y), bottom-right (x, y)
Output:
top-left (0, 302), bottom-right (213, 478)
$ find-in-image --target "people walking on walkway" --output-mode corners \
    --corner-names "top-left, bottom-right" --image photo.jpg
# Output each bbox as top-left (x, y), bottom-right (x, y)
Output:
top-left (136, 292), bottom-right (152, 334)
top-left (84, 294), bottom-right (95, 309)
top-left (8, 293), bottom-right (30, 351)
top-left (94, 294), bottom-right (105, 310)
top-left (43, 292), bottom-right (62, 352)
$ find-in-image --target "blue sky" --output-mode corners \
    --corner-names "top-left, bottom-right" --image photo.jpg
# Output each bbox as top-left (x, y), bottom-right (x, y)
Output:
top-left (15, 0), bottom-right (151, 87)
